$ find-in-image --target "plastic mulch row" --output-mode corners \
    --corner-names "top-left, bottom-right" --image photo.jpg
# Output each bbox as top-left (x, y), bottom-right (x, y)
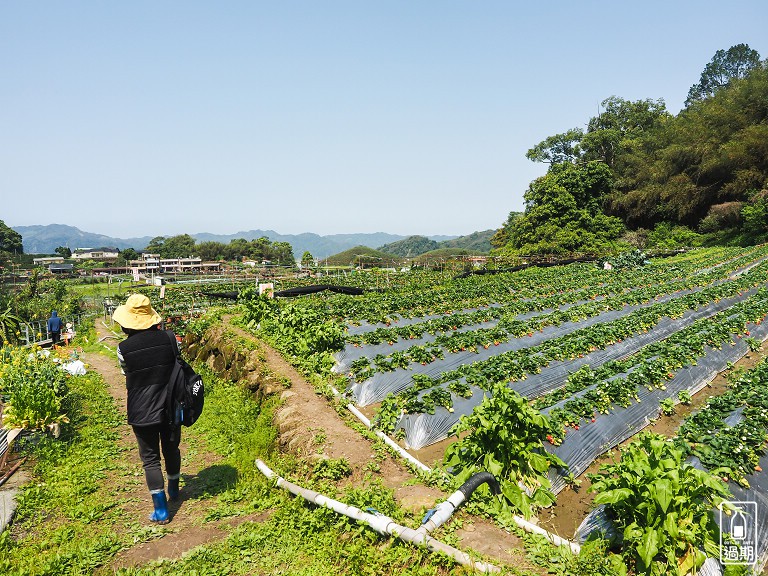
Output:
top-left (544, 315), bottom-right (768, 494)
top-left (396, 287), bottom-right (760, 449)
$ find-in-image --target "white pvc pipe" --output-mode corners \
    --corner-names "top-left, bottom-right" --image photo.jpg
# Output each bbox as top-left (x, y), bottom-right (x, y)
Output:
top-left (326, 356), bottom-right (582, 554)
top-left (345, 403), bottom-right (431, 473)
top-left (512, 515), bottom-right (581, 554)
top-left (256, 459), bottom-right (500, 573)
top-left (342, 398), bottom-right (581, 552)
top-left (416, 490), bottom-right (466, 534)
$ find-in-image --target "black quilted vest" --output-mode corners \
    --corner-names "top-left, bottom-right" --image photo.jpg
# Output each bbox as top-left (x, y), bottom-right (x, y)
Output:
top-left (118, 328), bottom-right (176, 426)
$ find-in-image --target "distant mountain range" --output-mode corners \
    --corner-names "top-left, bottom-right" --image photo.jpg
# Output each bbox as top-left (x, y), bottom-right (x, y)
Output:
top-left (12, 224), bottom-right (473, 259)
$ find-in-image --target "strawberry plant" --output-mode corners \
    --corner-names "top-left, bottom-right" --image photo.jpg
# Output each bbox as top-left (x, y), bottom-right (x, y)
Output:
top-left (677, 356), bottom-right (768, 487)
top-left (447, 379), bottom-right (472, 398)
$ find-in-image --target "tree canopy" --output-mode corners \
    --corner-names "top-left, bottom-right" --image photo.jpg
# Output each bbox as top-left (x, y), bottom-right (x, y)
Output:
top-left (195, 236), bottom-right (294, 265)
top-left (502, 44), bottom-right (768, 255)
top-left (143, 234), bottom-right (295, 265)
top-left (685, 43), bottom-right (761, 107)
top-left (0, 220), bottom-right (23, 257)
top-left (300, 251), bottom-right (315, 267)
top-left (608, 60), bottom-right (768, 230)
top-left (497, 162), bottom-right (625, 256)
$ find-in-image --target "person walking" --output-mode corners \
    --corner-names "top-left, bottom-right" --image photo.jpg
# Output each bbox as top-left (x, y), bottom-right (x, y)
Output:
top-left (112, 293), bottom-right (181, 524)
top-left (47, 310), bottom-right (63, 346)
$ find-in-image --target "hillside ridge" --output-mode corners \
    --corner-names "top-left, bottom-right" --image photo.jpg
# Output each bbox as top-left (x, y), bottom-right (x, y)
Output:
top-left (11, 223), bottom-right (465, 259)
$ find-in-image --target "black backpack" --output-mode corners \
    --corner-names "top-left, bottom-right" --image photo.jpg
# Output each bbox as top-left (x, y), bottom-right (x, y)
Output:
top-left (165, 331), bottom-right (204, 427)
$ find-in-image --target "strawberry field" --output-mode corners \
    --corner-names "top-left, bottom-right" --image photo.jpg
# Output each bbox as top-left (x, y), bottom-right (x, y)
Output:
top-left (236, 246), bottom-right (768, 574)
top-left (121, 246), bottom-right (768, 573)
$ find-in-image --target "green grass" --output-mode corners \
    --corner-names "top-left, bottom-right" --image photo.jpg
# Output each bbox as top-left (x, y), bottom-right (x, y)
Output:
top-left (1, 321), bottom-right (611, 576)
top-left (67, 280), bottom-right (130, 300)
top-left (0, 371), bottom-right (150, 575)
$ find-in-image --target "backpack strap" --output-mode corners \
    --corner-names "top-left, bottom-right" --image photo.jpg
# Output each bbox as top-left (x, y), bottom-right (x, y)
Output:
top-left (165, 330), bottom-right (180, 358)
top-left (164, 330), bottom-right (182, 431)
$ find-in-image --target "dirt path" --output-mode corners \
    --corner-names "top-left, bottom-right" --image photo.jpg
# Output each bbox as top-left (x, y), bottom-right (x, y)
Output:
top-left (86, 321), bottom-right (266, 571)
top-left (85, 319), bottom-right (545, 573)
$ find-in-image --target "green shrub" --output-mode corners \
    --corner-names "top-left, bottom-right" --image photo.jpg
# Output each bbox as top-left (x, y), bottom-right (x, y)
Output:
top-left (588, 433), bottom-right (730, 575)
top-left (444, 384), bottom-right (567, 519)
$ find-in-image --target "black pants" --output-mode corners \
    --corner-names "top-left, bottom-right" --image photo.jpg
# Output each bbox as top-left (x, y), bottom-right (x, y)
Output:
top-left (51, 331), bottom-right (60, 344)
top-left (132, 423), bottom-right (181, 491)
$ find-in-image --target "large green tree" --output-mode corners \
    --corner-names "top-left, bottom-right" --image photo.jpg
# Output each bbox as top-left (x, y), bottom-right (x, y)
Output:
top-left (270, 241), bottom-right (294, 265)
top-left (490, 211), bottom-right (523, 248)
top-left (144, 234), bottom-right (197, 258)
top-left (196, 241), bottom-right (226, 261)
top-left (205, 237), bottom-right (296, 265)
top-left (608, 60), bottom-right (768, 229)
top-left (144, 236), bottom-right (166, 254)
top-left (525, 129), bottom-right (584, 164)
top-left (581, 97), bottom-right (669, 170)
top-left (0, 220), bottom-right (23, 257)
top-left (526, 97), bottom-right (669, 171)
top-left (161, 234), bottom-right (196, 258)
top-left (119, 248), bottom-right (139, 261)
top-left (498, 162), bottom-right (624, 256)
top-left (685, 43), bottom-right (761, 106)
top-left (300, 251), bottom-right (315, 267)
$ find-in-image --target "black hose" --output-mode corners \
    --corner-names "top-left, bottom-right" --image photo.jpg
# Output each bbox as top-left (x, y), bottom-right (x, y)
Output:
top-left (457, 472), bottom-right (501, 497)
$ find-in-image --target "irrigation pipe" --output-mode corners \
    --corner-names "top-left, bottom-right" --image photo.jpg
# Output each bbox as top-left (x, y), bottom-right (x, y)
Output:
top-left (335, 387), bottom-right (582, 554)
top-left (255, 459), bottom-right (500, 574)
top-left (0, 457), bottom-right (27, 489)
top-left (345, 403), bottom-right (430, 473)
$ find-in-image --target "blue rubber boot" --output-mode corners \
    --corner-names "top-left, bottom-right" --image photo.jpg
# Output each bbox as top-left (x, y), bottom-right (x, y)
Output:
top-left (149, 489), bottom-right (169, 524)
top-left (167, 474), bottom-right (180, 502)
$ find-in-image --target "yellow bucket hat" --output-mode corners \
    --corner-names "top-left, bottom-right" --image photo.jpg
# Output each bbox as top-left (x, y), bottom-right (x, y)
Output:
top-left (112, 294), bottom-right (162, 330)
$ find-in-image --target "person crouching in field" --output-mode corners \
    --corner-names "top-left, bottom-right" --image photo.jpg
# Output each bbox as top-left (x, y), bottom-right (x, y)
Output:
top-left (112, 294), bottom-right (181, 524)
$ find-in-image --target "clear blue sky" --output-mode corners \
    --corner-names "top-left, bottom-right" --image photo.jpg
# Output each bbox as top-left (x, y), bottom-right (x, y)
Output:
top-left (3, 1), bottom-right (767, 239)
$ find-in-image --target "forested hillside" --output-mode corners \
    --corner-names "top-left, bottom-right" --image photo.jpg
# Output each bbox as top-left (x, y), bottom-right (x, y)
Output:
top-left (378, 235), bottom-right (439, 257)
top-left (378, 230), bottom-right (495, 257)
top-left (494, 44), bottom-right (768, 258)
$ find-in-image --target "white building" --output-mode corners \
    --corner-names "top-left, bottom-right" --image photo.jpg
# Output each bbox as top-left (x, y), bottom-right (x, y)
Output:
top-left (71, 247), bottom-right (119, 261)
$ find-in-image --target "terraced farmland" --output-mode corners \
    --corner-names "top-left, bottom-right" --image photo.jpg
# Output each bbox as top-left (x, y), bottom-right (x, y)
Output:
top-left (309, 246), bottom-right (768, 573)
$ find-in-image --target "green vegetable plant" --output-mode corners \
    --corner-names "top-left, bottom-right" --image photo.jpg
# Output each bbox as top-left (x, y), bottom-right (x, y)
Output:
top-left (443, 384), bottom-right (567, 519)
top-left (313, 457), bottom-right (352, 480)
top-left (677, 390), bottom-right (692, 405)
top-left (0, 346), bottom-right (69, 431)
top-left (677, 356), bottom-right (768, 487)
top-left (588, 433), bottom-right (731, 576)
top-left (743, 336), bottom-right (761, 352)
top-left (0, 304), bottom-right (27, 345)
